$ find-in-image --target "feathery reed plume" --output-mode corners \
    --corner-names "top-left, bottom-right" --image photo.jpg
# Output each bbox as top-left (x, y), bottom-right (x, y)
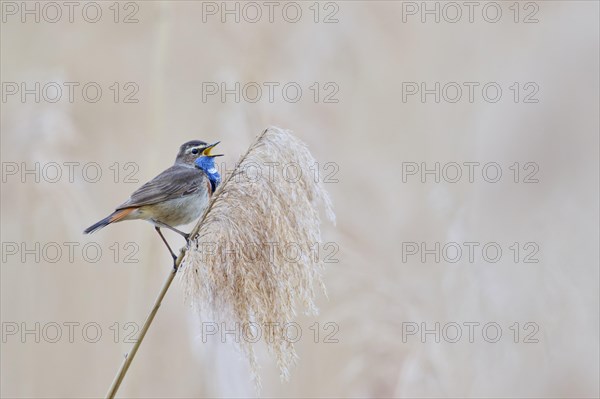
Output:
top-left (179, 126), bottom-right (335, 386)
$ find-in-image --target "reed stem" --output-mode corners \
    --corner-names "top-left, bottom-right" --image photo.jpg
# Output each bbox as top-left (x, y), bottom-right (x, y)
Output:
top-left (105, 249), bottom-right (185, 399)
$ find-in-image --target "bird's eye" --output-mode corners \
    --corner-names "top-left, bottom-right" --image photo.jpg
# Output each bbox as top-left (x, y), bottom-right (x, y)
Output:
top-left (191, 148), bottom-right (199, 155)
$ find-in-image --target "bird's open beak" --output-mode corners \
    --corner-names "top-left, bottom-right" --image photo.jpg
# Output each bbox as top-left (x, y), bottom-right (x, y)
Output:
top-left (202, 141), bottom-right (223, 157)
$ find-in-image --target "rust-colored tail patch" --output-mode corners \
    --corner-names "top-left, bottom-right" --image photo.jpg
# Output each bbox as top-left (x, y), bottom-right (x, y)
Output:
top-left (109, 208), bottom-right (135, 223)
top-left (84, 208), bottom-right (136, 234)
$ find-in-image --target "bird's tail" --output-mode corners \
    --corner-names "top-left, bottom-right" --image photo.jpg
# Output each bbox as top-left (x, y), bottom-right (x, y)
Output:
top-left (83, 208), bottom-right (135, 234)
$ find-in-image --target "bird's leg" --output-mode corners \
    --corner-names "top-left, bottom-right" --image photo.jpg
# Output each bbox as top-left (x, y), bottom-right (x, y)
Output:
top-left (154, 227), bottom-right (178, 270)
top-left (152, 220), bottom-right (190, 241)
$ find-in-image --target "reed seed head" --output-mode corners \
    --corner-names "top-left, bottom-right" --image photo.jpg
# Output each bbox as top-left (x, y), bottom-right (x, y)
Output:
top-left (179, 126), bottom-right (335, 387)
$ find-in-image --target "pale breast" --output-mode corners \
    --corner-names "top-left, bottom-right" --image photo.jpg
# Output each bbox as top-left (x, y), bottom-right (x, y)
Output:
top-left (139, 191), bottom-right (209, 227)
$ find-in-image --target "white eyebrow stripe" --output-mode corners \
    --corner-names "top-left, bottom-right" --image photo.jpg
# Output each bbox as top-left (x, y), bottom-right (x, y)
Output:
top-left (187, 146), bottom-right (203, 153)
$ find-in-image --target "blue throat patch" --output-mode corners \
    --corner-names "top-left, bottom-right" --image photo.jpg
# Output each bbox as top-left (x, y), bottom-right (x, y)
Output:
top-left (194, 156), bottom-right (221, 193)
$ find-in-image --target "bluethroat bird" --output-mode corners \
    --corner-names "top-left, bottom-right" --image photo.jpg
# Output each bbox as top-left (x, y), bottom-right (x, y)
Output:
top-left (84, 140), bottom-right (223, 267)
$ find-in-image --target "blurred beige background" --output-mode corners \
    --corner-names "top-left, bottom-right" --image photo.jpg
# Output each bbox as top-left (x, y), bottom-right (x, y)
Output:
top-left (1, 1), bottom-right (599, 397)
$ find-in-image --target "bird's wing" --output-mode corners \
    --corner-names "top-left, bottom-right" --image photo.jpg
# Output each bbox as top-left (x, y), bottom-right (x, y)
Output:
top-left (116, 164), bottom-right (207, 209)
